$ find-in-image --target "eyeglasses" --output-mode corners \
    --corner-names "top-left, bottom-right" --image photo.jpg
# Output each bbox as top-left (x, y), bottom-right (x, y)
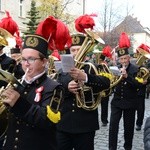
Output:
top-left (21, 57), bottom-right (41, 64)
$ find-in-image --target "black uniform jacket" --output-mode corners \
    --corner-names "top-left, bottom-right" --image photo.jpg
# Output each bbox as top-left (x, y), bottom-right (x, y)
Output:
top-left (3, 73), bottom-right (64, 150)
top-left (0, 53), bottom-right (16, 87)
top-left (111, 63), bottom-right (143, 109)
top-left (0, 53), bottom-right (16, 73)
top-left (13, 63), bottom-right (25, 79)
top-left (56, 64), bottom-right (110, 134)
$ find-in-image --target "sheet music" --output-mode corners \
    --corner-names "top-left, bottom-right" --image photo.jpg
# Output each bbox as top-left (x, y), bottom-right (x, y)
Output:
top-left (61, 54), bottom-right (75, 72)
top-left (54, 61), bottom-right (62, 71)
top-left (109, 66), bottom-right (121, 76)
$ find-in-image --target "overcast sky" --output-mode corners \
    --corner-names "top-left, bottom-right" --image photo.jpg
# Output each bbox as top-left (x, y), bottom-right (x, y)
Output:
top-left (84, 0), bottom-right (150, 29)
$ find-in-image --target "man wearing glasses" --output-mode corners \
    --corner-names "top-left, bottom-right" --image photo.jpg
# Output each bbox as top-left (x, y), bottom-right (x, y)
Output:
top-left (1, 34), bottom-right (64, 150)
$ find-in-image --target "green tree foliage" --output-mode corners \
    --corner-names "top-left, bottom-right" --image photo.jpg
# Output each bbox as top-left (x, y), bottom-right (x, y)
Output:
top-left (23, 0), bottom-right (40, 35)
top-left (37, 0), bottom-right (75, 29)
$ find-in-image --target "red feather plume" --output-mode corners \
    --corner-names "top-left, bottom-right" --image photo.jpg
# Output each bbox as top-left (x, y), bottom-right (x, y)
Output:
top-left (102, 45), bottom-right (112, 59)
top-left (51, 49), bottom-right (61, 60)
top-left (75, 14), bottom-right (96, 33)
top-left (36, 16), bottom-right (57, 40)
top-left (0, 11), bottom-right (18, 35)
top-left (14, 31), bottom-right (23, 49)
top-left (138, 43), bottom-right (150, 53)
top-left (118, 32), bottom-right (130, 48)
top-left (36, 16), bottom-right (72, 51)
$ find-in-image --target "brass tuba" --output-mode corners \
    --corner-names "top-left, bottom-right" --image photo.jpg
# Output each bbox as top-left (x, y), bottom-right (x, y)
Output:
top-left (136, 67), bottom-right (150, 81)
top-left (74, 30), bottom-right (105, 111)
top-left (93, 49), bottom-right (123, 97)
top-left (136, 48), bottom-right (150, 66)
top-left (135, 47), bottom-right (150, 81)
top-left (0, 27), bottom-right (16, 48)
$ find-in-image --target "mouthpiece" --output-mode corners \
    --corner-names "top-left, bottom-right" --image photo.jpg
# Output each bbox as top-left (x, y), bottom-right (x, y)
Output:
top-left (21, 68), bottom-right (29, 84)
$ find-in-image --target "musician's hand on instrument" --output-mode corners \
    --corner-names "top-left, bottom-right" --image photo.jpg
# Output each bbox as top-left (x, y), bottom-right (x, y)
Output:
top-left (68, 80), bottom-right (79, 94)
top-left (69, 68), bottom-right (86, 81)
top-left (120, 68), bottom-right (128, 78)
top-left (2, 88), bottom-right (20, 107)
top-left (143, 80), bottom-right (147, 85)
top-left (49, 73), bottom-right (56, 79)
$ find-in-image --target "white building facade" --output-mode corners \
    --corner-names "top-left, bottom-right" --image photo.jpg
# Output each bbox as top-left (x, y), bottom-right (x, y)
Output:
top-left (0, 0), bottom-right (31, 32)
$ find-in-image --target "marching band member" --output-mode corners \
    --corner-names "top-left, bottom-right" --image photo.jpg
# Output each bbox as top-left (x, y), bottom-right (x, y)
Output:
top-left (0, 11), bottom-right (17, 149)
top-left (1, 34), bottom-right (64, 150)
top-left (109, 32), bottom-right (145, 150)
top-left (94, 45), bottom-right (113, 126)
top-left (56, 14), bottom-right (110, 150)
top-left (56, 33), bottom-right (110, 150)
top-left (135, 44), bottom-right (150, 131)
top-left (0, 30), bottom-right (16, 150)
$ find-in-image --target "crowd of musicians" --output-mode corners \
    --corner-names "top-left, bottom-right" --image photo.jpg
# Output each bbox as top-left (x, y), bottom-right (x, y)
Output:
top-left (0, 12), bottom-right (150, 150)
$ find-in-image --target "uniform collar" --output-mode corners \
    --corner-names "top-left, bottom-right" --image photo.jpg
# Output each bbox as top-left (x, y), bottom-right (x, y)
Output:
top-left (23, 71), bottom-right (46, 84)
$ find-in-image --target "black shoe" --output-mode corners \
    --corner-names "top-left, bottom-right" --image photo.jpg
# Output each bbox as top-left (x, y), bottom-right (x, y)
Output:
top-left (136, 125), bottom-right (141, 131)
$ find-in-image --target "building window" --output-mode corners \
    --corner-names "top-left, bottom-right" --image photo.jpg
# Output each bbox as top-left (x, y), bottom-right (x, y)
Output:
top-left (19, 0), bottom-right (23, 17)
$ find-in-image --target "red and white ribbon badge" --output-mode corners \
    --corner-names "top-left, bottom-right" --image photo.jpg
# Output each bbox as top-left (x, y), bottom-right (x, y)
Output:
top-left (34, 86), bottom-right (44, 102)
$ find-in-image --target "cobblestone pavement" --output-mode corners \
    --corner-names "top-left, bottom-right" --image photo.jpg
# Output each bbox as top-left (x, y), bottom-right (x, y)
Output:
top-left (94, 96), bottom-right (150, 150)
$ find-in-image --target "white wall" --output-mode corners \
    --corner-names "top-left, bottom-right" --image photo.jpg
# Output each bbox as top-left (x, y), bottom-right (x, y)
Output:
top-left (0, 0), bottom-right (31, 32)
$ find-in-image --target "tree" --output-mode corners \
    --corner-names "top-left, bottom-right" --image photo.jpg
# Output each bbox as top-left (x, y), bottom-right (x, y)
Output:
top-left (23, 0), bottom-right (40, 35)
top-left (37, 0), bottom-right (76, 32)
top-left (97, 0), bottom-right (134, 47)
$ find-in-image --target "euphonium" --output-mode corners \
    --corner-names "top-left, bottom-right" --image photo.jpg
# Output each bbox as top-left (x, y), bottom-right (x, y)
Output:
top-left (135, 47), bottom-right (150, 82)
top-left (93, 49), bottom-right (123, 97)
top-left (136, 48), bottom-right (150, 66)
top-left (74, 30), bottom-right (105, 111)
top-left (136, 67), bottom-right (150, 82)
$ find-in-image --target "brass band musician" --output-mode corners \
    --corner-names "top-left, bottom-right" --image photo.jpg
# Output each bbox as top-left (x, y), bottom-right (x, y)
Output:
top-left (109, 32), bottom-right (145, 150)
top-left (56, 33), bottom-right (110, 150)
top-left (1, 34), bottom-right (64, 150)
top-left (134, 44), bottom-right (150, 131)
top-left (0, 30), bottom-right (16, 150)
top-left (94, 45), bottom-right (113, 126)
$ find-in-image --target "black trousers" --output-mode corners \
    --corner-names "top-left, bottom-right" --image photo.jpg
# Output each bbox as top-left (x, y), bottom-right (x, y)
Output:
top-left (136, 96), bottom-right (145, 126)
top-left (56, 131), bottom-right (95, 150)
top-left (101, 96), bottom-right (109, 123)
top-left (109, 105), bottom-right (136, 150)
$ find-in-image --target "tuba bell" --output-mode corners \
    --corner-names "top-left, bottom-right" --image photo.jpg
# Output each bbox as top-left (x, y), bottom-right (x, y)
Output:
top-left (0, 27), bottom-right (16, 48)
top-left (135, 45), bottom-right (150, 82)
top-left (136, 48), bottom-right (150, 66)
